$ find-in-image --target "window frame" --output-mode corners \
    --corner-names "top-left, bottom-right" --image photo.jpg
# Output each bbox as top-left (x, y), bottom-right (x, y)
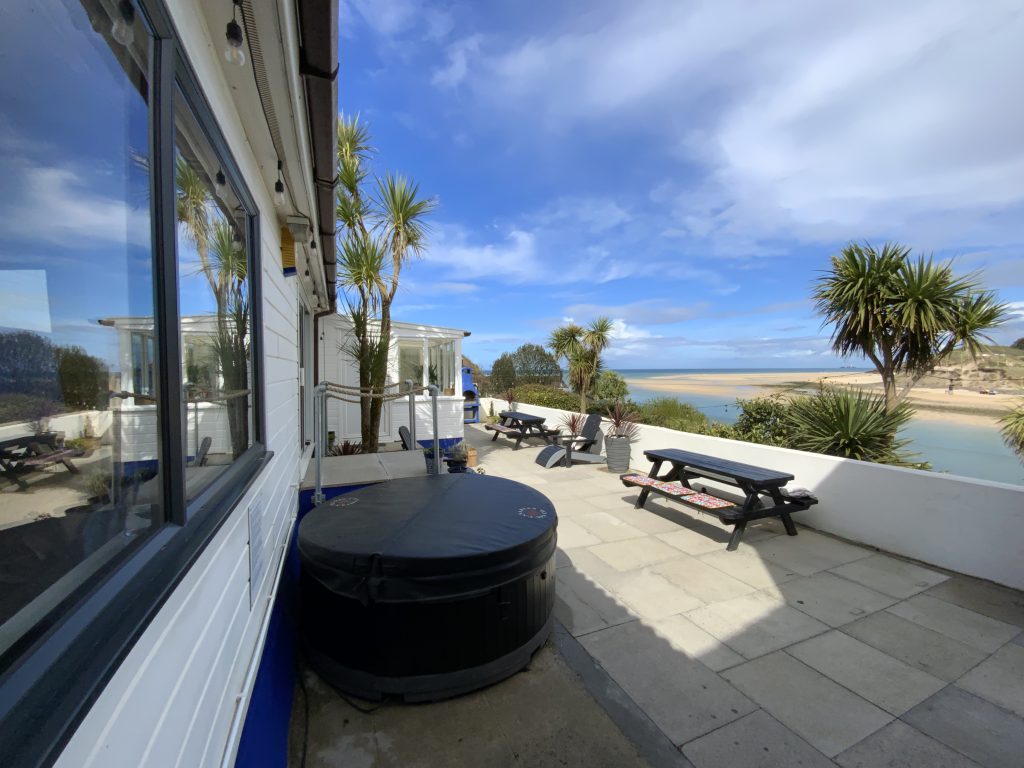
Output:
top-left (0, 2), bottom-right (271, 765)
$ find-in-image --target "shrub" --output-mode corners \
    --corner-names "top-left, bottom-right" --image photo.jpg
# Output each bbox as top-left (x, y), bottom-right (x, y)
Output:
top-left (592, 370), bottom-right (629, 403)
top-left (731, 396), bottom-right (796, 447)
top-left (55, 345), bottom-right (107, 410)
top-left (635, 397), bottom-right (709, 432)
top-left (787, 387), bottom-right (921, 466)
top-left (513, 384), bottom-right (580, 411)
top-left (487, 353), bottom-right (516, 393)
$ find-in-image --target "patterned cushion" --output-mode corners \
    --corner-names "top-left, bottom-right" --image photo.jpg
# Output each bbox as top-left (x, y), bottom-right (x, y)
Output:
top-left (621, 474), bottom-right (696, 497)
top-left (681, 492), bottom-right (735, 510)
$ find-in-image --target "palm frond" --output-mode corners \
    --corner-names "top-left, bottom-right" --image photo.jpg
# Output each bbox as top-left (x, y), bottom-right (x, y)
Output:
top-left (999, 402), bottom-right (1024, 460)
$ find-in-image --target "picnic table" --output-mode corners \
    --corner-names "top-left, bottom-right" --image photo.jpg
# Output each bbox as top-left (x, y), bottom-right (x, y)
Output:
top-left (0, 432), bottom-right (80, 490)
top-left (485, 411), bottom-right (560, 450)
top-left (622, 448), bottom-right (817, 551)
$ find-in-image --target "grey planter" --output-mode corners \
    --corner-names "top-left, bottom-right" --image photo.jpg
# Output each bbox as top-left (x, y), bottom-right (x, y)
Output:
top-left (605, 436), bottom-right (632, 473)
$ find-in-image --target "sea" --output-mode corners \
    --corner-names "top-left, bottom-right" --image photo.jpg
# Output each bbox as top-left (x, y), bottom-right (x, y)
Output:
top-left (617, 368), bottom-right (1024, 487)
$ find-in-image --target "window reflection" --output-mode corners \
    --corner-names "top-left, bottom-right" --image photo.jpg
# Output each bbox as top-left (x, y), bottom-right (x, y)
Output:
top-left (0, 0), bottom-right (159, 659)
top-left (174, 90), bottom-right (254, 500)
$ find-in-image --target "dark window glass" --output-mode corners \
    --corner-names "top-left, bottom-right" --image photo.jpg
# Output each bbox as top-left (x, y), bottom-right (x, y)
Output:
top-left (173, 89), bottom-right (254, 500)
top-left (0, 0), bottom-right (162, 661)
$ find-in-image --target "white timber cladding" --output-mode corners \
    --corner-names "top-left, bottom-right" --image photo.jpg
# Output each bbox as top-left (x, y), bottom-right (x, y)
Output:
top-left (53, 0), bottom-right (313, 765)
top-left (480, 397), bottom-right (1024, 591)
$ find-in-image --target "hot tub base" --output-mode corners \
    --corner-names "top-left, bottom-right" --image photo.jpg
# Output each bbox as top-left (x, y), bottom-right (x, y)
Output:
top-left (304, 615), bottom-right (552, 702)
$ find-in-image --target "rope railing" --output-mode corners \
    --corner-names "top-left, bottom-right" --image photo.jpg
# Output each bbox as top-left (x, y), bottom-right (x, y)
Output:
top-left (312, 380), bottom-right (441, 504)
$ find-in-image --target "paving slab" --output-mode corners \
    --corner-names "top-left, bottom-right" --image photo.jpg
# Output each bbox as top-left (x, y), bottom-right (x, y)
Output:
top-left (956, 642), bottom-right (1024, 718)
top-left (902, 686), bottom-right (1024, 768)
top-left (589, 537), bottom-right (684, 572)
top-left (658, 526), bottom-right (736, 556)
top-left (777, 572), bottom-right (896, 627)
top-left (574, 511), bottom-right (649, 542)
top-left (697, 549), bottom-right (799, 591)
top-left (686, 590), bottom-right (829, 659)
top-left (787, 630), bottom-right (945, 715)
top-left (554, 568), bottom-right (634, 637)
top-left (650, 614), bottom-right (745, 672)
top-left (651, 554), bottom-right (757, 604)
top-left (1013, 631), bottom-right (1024, 647)
top-left (924, 576), bottom-right (1024, 628)
top-left (746, 530), bottom-right (874, 576)
top-left (682, 709), bottom-right (833, 768)
top-left (609, 505), bottom-right (694, 535)
top-left (722, 651), bottom-right (892, 757)
top-left (556, 519), bottom-right (603, 549)
top-left (581, 620), bottom-right (757, 746)
top-left (615, 569), bottom-right (705, 621)
top-left (887, 594), bottom-right (1019, 653)
top-left (842, 610), bottom-right (988, 682)
top-left (835, 720), bottom-right (981, 768)
top-left (830, 553), bottom-right (948, 599)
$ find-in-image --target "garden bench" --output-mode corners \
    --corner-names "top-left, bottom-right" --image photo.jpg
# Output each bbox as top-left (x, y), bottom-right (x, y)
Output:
top-left (486, 412), bottom-right (559, 450)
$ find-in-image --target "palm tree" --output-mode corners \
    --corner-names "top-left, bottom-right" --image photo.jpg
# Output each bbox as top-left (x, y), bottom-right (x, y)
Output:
top-left (334, 117), bottom-right (435, 451)
top-left (812, 242), bottom-right (1007, 412)
top-left (1000, 403), bottom-right (1024, 461)
top-left (549, 317), bottom-right (613, 412)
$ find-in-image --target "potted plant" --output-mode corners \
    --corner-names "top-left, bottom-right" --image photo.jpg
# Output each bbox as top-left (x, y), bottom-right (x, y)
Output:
top-left (422, 446), bottom-right (441, 474)
top-left (558, 412), bottom-right (589, 467)
top-left (605, 402), bottom-right (640, 473)
top-left (502, 388), bottom-right (517, 414)
top-left (446, 441), bottom-right (469, 473)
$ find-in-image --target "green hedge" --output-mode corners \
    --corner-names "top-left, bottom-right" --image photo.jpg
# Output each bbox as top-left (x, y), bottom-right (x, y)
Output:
top-left (508, 384), bottom-right (580, 411)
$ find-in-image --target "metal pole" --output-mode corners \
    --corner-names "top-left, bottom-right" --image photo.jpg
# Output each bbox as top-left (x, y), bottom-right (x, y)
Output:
top-left (313, 383), bottom-right (325, 505)
top-left (428, 384), bottom-right (440, 474)
top-left (405, 378), bottom-right (416, 450)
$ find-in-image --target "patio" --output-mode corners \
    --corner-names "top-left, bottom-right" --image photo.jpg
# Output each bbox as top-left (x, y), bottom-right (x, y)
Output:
top-left (296, 423), bottom-right (1024, 767)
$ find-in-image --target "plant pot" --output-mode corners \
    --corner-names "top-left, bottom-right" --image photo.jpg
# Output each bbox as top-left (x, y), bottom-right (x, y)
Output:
top-left (424, 454), bottom-right (440, 474)
top-left (605, 436), bottom-right (632, 473)
top-left (446, 459), bottom-right (468, 473)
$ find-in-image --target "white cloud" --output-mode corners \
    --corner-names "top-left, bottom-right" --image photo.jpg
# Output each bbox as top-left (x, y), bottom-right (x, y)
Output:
top-left (0, 162), bottom-right (150, 249)
top-left (531, 196), bottom-right (632, 233)
top-left (448, 0), bottom-right (1024, 249)
top-left (342, 0), bottom-right (452, 41)
top-left (432, 35), bottom-right (483, 89)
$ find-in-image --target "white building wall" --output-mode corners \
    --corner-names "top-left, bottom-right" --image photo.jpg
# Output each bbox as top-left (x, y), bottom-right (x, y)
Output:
top-left (480, 398), bottom-right (1024, 590)
top-left (54, 1), bottom-right (306, 765)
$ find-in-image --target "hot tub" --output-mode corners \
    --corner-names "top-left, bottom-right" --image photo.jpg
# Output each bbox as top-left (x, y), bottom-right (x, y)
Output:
top-left (298, 473), bottom-right (557, 701)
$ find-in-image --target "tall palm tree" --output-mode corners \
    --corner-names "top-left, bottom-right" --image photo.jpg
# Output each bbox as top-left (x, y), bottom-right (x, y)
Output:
top-left (549, 317), bottom-right (613, 412)
top-left (812, 242), bottom-right (1007, 412)
top-left (333, 116), bottom-right (436, 451)
top-left (1000, 403), bottom-right (1024, 461)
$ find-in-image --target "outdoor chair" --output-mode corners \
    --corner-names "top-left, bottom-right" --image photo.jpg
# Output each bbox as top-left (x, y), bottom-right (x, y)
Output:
top-left (398, 425), bottom-right (415, 451)
top-left (535, 413), bottom-right (606, 468)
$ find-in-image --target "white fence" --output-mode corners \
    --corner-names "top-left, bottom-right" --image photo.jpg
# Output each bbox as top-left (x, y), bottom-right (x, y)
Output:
top-left (481, 397), bottom-right (1024, 590)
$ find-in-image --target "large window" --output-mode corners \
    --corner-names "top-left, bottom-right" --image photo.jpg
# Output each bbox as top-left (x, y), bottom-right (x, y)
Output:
top-left (0, 1), bottom-right (266, 763)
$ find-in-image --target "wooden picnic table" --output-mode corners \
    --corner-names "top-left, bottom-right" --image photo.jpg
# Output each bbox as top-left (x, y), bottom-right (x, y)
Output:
top-left (485, 411), bottom-right (560, 450)
top-left (0, 432), bottom-right (80, 491)
top-left (622, 447), bottom-right (817, 551)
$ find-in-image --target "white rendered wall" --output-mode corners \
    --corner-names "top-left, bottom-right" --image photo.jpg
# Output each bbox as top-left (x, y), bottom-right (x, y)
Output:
top-left (54, 2), bottom-right (308, 766)
top-left (480, 398), bottom-right (1024, 590)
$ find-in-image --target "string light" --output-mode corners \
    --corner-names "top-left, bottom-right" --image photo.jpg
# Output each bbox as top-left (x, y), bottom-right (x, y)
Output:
top-left (111, 1), bottom-right (136, 46)
top-left (273, 160), bottom-right (285, 207)
top-left (224, 0), bottom-right (246, 66)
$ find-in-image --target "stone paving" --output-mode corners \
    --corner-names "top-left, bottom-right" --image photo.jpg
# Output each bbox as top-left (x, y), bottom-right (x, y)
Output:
top-left (467, 424), bottom-right (1024, 768)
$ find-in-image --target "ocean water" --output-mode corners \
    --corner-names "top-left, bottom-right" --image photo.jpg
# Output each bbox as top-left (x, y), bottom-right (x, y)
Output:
top-left (617, 368), bottom-right (1023, 486)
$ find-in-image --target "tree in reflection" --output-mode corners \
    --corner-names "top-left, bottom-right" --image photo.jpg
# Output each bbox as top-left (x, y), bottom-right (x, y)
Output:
top-left (175, 157), bottom-right (250, 458)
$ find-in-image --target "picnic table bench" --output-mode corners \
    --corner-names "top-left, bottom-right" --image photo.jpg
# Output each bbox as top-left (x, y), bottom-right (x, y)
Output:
top-left (622, 448), bottom-right (817, 551)
top-left (0, 433), bottom-right (80, 490)
top-left (485, 411), bottom-right (560, 450)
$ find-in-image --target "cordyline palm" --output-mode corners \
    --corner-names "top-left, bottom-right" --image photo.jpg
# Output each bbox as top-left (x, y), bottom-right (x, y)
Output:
top-left (334, 115), bottom-right (435, 451)
top-left (1000, 403), bottom-right (1024, 462)
top-left (549, 317), bottom-right (613, 412)
top-left (812, 242), bottom-right (1007, 412)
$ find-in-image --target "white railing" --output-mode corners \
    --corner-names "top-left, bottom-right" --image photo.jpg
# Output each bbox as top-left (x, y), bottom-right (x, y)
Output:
top-left (312, 381), bottom-right (442, 504)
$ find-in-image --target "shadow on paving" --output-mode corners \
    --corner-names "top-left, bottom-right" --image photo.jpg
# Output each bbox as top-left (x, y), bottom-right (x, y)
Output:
top-left (292, 424), bottom-right (1024, 768)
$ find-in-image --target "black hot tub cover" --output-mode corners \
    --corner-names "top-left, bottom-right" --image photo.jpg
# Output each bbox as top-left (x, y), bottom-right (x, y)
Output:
top-left (298, 473), bottom-right (558, 604)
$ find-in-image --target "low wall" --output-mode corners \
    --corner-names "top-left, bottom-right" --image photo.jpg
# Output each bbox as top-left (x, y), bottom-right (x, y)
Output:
top-left (0, 411), bottom-right (113, 442)
top-left (387, 396), bottom-right (465, 443)
top-left (480, 398), bottom-right (1024, 590)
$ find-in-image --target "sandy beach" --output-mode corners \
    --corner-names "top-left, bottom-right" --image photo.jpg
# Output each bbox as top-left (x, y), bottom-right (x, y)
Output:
top-left (624, 370), bottom-right (1021, 429)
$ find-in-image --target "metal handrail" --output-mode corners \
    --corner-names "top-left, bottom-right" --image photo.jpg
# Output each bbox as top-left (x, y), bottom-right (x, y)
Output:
top-left (312, 380), bottom-right (441, 505)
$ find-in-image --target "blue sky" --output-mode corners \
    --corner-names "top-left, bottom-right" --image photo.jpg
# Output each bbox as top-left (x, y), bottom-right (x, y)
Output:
top-left (339, 0), bottom-right (1024, 368)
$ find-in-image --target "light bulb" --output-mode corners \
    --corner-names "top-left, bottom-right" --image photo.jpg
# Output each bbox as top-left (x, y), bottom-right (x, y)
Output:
top-left (111, 1), bottom-right (135, 46)
top-left (225, 16), bottom-right (245, 66)
top-left (274, 180), bottom-right (286, 207)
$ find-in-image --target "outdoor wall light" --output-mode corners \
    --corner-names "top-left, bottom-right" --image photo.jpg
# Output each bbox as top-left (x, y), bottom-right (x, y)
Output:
top-left (224, 0), bottom-right (246, 67)
top-left (111, 1), bottom-right (135, 46)
top-left (274, 160), bottom-right (286, 207)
